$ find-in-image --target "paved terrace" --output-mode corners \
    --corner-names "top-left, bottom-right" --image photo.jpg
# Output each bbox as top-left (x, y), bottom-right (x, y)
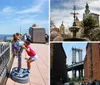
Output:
top-left (6, 44), bottom-right (50, 85)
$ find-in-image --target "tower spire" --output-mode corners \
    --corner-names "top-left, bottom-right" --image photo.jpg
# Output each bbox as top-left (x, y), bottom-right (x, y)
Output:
top-left (60, 21), bottom-right (65, 34)
top-left (85, 2), bottom-right (90, 16)
top-left (62, 21), bottom-right (63, 24)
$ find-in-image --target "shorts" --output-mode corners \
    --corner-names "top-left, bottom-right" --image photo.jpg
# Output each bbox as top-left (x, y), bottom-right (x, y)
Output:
top-left (30, 55), bottom-right (38, 61)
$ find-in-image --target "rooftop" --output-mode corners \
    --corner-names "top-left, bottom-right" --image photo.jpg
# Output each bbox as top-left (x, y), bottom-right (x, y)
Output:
top-left (6, 43), bottom-right (49, 85)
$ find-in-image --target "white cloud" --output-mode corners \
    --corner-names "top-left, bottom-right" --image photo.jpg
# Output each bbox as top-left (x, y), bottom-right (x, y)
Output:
top-left (51, 9), bottom-right (74, 27)
top-left (13, 15), bottom-right (48, 27)
top-left (21, 19), bottom-right (48, 25)
top-left (62, 2), bottom-right (73, 9)
top-left (89, 1), bottom-right (100, 14)
top-left (17, 0), bottom-right (46, 14)
top-left (1, 6), bottom-right (15, 13)
top-left (14, 14), bottom-right (38, 21)
top-left (17, 6), bottom-right (41, 14)
top-left (0, 0), bottom-right (47, 23)
top-left (0, 0), bottom-right (47, 15)
top-left (51, 0), bottom-right (100, 28)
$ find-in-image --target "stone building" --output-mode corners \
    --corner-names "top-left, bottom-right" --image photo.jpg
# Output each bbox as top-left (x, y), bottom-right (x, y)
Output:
top-left (84, 43), bottom-right (100, 83)
top-left (29, 24), bottom-right (46, 43)
top-left (50, 43), bottom-right (67, 85)
top-left (76, 3), bottom-right (100, 38)
top-left (60, 21), bottom-right (65, 34)
top-left (83, 3), bottom-right (99, 27)
top-left (91, 13), bottom-right (99, 26)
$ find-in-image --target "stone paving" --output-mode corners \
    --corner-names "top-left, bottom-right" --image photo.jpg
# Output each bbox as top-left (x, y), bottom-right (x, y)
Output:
top-left (6, 44), bottom-right (50, 85)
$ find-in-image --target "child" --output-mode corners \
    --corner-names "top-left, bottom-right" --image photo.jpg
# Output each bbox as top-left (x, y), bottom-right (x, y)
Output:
top-left (22, 39), bottom-right (38, 72)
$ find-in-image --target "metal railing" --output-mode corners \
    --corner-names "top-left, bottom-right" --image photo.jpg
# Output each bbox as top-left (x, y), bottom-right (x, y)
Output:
top-left (0, 43), bottom-right (10, 75)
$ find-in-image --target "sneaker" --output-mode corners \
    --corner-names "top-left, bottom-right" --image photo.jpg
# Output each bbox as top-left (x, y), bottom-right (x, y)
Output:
top-left (24, 69), bottom-right (30, 73)
top-left (27, 70), bottom-right (30, 73)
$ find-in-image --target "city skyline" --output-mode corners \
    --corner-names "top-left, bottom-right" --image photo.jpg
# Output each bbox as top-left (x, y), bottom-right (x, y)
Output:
top-left (51, 0), bottom-right (100, 28)
top-left (0, 0), bottom-right (49, 34)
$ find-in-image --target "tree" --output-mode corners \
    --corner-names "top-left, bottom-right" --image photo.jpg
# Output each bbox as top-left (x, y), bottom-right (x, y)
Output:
top-left (82, 15), bottom-right (98, 40)
top-left (90, 28), bottom-right (100, 41)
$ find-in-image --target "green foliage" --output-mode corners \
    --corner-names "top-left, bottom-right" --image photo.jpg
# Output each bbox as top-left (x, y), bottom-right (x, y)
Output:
top-left (90, 28), bottom-right (100, 41)
top-left (82, 15), bottom-right (98, 39)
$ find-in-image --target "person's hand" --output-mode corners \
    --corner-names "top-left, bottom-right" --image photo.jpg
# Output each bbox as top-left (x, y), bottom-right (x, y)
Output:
top-left (21, 45), bottom-right (26, 49)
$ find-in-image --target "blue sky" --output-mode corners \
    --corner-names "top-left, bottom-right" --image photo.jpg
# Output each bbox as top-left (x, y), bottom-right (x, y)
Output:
top-left (51, 0), bottom-right (100, 28)
top-left (0, 0), bottom-right (49, 34)
top-left (62, 42), bottom-right (87, 78)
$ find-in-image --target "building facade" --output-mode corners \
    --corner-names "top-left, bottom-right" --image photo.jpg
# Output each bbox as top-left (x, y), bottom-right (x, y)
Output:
top-left (50, 43), bottom-right (67, 84)
top-left (84, 43), bottom-right (100, 83)
top-left (83, 3), bottom-right (99, 27)
top-left (29, 24), bottom-right (46, 43)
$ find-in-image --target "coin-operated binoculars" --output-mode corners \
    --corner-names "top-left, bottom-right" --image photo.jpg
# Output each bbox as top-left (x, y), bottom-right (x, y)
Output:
top-left (10, 40), bottom-right (30, 83)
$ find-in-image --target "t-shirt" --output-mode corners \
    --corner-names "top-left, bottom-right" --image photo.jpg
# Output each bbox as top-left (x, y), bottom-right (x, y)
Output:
top-left (13, 44), bottom-right (18, 50)
top-left (25, 45), bottom-right (36, 57)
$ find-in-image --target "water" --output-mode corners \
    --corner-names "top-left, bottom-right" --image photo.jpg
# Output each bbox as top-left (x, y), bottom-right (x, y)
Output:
top-left (0, 34), bottom-right (13, 38)
top-left (0, 34), bottom-right (13, 41)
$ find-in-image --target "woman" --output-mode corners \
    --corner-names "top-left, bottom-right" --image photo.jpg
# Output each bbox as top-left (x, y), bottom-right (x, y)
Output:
top-left (12, 34), bottom-right (18, 56)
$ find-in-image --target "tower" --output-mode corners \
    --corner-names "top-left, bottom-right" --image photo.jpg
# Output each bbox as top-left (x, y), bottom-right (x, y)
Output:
top-left (60, 21), bottom-right (65, 34)
top-left (72, 48), bottom-right (82, 64)
top-left (85, 3), bottom-right (90, 16)
top-left (83, 3), bottom-right (99, 26)
top-left (72, 47), bottom-right (83, 78)
top-left (83, 3), bottom-right (90, 19)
